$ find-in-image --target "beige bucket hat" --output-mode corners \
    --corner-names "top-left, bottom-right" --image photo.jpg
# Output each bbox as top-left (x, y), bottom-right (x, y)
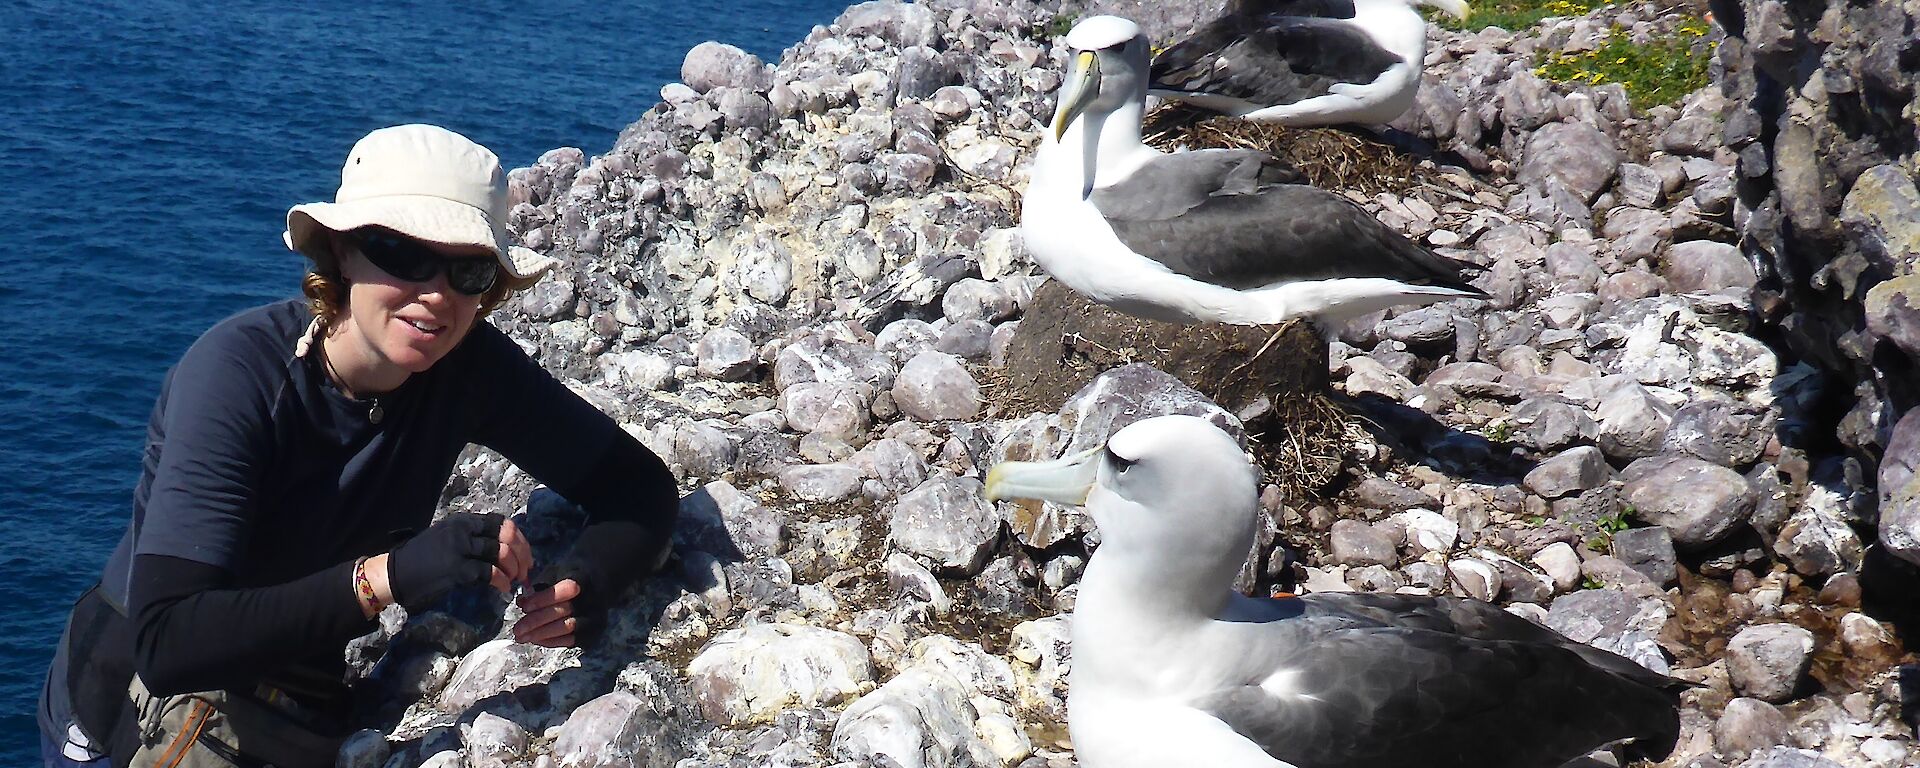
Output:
top-left (284, 124), bottom-right (554, 283)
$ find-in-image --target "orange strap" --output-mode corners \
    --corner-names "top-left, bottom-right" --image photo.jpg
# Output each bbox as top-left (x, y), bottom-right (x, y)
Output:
top-left (155, 699), bottom-right (214, 768)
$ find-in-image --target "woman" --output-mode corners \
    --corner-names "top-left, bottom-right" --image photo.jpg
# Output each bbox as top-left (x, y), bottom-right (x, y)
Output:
top-left (38, 124), bottom-right (679, 766)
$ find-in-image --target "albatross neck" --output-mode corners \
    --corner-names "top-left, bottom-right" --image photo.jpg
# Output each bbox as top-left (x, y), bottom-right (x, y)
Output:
top-left (1078, 541), bottom-right (1241, 623)
top-left (1054, 100), bottom-right (1150, 195)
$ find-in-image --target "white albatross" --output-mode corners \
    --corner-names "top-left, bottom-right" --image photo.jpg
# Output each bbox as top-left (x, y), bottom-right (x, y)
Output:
top-left (1021, 15), bottom-right (1486, 327)
top-left (985, 414), bottom-right (1685, 768)
top-left (1150, 0), bottom-right (1471, 126)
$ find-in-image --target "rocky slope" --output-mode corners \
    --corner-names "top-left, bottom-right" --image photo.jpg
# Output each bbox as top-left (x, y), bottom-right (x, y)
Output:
top-left (335, 1), bottom-right (1918, 767)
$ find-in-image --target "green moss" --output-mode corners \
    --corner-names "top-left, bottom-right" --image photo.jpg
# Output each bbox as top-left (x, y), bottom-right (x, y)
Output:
top-left (1042, 11), bottom-right (1080, 39)
top-left (1439, 0), bottom-right (1599, 32)
top-left (1534, 20), bottom-right (1715, 110)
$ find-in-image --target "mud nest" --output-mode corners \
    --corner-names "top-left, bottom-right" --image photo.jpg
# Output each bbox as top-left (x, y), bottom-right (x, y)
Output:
top-left (992, 280), bottom-right (1357, 501)
top-left (1141, 103), bottom-right (1429, 196)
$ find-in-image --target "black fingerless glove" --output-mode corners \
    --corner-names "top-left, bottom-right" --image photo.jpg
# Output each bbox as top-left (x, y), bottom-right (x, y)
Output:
top-left (387, 512), bottom-right (505, 610)
top-left (531, 518), bottom-right (668, 646)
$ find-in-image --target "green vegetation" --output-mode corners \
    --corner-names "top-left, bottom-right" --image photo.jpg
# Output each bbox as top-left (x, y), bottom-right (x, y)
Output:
top-left (1042, 11), bottom-right (1079, 39)
top-left (1534, 20), bottom-right (1715, 109)
top-left (1437, 0), bottom-right (1597, 32)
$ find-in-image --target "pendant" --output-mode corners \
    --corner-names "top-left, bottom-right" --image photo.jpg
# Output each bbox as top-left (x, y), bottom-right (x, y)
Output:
top-left (369, 402), bottom-right (385, 425)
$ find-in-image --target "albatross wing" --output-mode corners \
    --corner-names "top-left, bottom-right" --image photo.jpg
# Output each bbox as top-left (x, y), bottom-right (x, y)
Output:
top-left (1193, 627), bottom-right (1682, 768)
top-left (1151, 16), bottom-right (1402, 107)
top-left (1091, 161), bottom-right (1485, 295)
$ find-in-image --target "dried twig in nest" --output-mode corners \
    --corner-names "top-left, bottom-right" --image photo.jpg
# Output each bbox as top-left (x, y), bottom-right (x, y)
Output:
top-left (1251, 392), bottom-right (1355, 502)
top-left (1141, 103), bottom-right (1427, 196)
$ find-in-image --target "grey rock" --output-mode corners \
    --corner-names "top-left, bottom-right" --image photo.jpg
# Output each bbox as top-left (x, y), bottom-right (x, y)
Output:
top-left (1840, 164), bottom-right (1920, 275)
top-left (1595, 384), bottom-right (1671, 460)
top-left (892, 351), bottom-right (981, 421)
top-left (1545, 242), bottom-right (1605, 294)
top-left (890, 476), bottom-right (1001, 575)
top-left (779, 464), bottom-right (864, 503)
top-left (687, 624), bottom-right (873, 726)
top-left (1726, 623), bottom-right (1815, 702)
top-left (838, 0), bottom-right (939, 48)
top-left (664, 419), bottom-right (739, 480)
top-left (1740, 747), bottom-right (1847, 768)
top-left (885, 552), bottom-right (951, 613)
top-left (1662, 400), bottom-right (1771, 467)
top-left (799, 432), bottom-right (856, 464)
top-left (1509, 178), bottom-right (1594, 233)
top-left (943, 278), bottom-right (1018, 325)
top-left (1532, 542), bottom-right (1583, 592)
top-left (849, 438), bottom-right (929, 496)
top-left (831, 662), bottom-right (1023, 768)
top-left (1424, 362), bottom-right (1518, 399)
top-left (1381, 306), bottom-right (1456, 345)
top-left (1578, 554), bottom-right (1660, 593)
top-left (1350, 476), bottom-right (1435, 512)
top-left (1524, 446), bottom-right (1612, 499)
top-left (1615, 163), bottom-right (1665, 208)
top-left (1866, 274), bottom-right (1920, 361)
top-left (463, 712), bottom-right (526, 768)
top-left (521, 278), bottom-right (577, 320)
top-left (781, 381), bottom-right (873, 441)
top-left (599, 350), bottom-right (676, 391)
top-left (1519, 122), bottom-right (1620, 204)
top-left (1608, 527), bottom-right (1677, 586)
top-left (737, 237), bottom-right (793, 305)
top-left (1510, 398), bottom-right (1601, 453)
top-left (1330, 519), bottom-right (1398, 567)
top-left (876, 318), bottom-right (942, 361)
top-left (896, 45), bottom-right (959, 100)
top-left (774, 333), bottom-right (896, 392)
top-left (1713, 697), bottom-right (1792, 757)
top-left (714, 87), bottom-right (773, 131)
top-left (1656, 115), bottom-right (1720, 156)
top-left (1544, 588), bottom-right (1670, 674)
top-left (1602, 206), bottom-right (1672, 262)
top-left (696, 327), bottom-right (758, 380)
top-left (1773, 506), bottom-right (1865, 578)
top-left (1661, 241), bottom-right (1755, 294)
top-left (338, 730), bottom-right (390, 768)
top-left (935, 319), bottom-right (995, 361)
top-left (880, 152), bottom-right (938, 193)
top-left (438, 639), bottom-right (571, 712)
top-left (928, 86), bottom-right (979, 121)
top-left (1058, 364), bottom-right (1241, 455)
top-left (681, 41), bottom-right (770, 94)
top-left (787, 516), bottom-right (866, 581)
top-left (1620, 454), bottom-right (1756, 548)
top-left (677, 480), bottom-right (785, 558)
top-left (1883, 474), bottom-right (1920, 569)
top-left (1347, 564), bottom-right (1408, 592)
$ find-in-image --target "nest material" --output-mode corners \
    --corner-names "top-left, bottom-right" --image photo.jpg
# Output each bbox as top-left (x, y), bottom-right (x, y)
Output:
top-left (1141, 103), bottom-right (1427, 196)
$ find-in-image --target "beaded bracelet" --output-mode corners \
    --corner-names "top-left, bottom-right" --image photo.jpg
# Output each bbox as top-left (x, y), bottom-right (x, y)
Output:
top-left (352, 556), bottom-right (379, 613)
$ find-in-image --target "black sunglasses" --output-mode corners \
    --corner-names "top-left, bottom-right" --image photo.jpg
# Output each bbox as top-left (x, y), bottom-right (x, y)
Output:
top-left (349, 230), bottom-right (501, 297)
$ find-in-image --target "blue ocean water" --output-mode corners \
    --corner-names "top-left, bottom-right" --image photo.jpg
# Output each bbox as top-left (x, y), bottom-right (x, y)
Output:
top-left (0, 0), bottom-right (847, 756)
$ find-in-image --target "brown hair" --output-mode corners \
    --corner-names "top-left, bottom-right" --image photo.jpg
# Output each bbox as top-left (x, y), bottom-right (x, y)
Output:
top-left (300, 229), bottom-right (527, 328)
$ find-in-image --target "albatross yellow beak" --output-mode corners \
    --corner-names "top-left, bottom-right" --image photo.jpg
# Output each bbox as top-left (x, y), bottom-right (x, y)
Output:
top-left (985, 446), bottom-right (1103, 506)
top-left (1051, 51), bottom-right (1101, 142)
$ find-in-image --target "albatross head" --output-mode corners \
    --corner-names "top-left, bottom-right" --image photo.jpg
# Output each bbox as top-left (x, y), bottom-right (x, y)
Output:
top-left (986, 415), bottom-right (1259, 562)
top-left (1050, 15), bottom-right (1151, 142)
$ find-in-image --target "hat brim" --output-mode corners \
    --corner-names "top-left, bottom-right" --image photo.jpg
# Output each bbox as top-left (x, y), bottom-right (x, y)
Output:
top-left (284, 195), bottom-right (553, 282)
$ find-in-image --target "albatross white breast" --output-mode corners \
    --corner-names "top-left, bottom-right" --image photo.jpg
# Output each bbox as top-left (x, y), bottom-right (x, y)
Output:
top-left (1150, 0), bottom-right (1471, 126)
top-left (1020, 14), bottom-right (1487, 327)
top-left (985, 415), bottom-right (1686, 768)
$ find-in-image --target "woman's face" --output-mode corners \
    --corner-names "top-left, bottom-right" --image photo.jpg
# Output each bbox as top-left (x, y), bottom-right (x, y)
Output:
top-left (332, 232), bottom-right (497, 381)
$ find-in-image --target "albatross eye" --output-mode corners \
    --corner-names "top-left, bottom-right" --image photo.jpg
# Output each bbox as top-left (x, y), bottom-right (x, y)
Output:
top-left (1106, 446), bottom-right (1138, 473)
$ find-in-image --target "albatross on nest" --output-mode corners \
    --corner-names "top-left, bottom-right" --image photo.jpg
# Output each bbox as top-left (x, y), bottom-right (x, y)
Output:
top-left (1150, 0), bottom-right (1471, 126)
top-left (1021, 15), bottom-right (1486, 327)
top-left (985, 415), bottom-right (1684, 768)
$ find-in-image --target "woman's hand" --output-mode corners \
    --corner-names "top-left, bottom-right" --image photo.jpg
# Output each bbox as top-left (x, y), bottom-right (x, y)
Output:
top-left (514, 579), bottom-right (584, 647)
top-left (385, 512), bottom-right (532, 610)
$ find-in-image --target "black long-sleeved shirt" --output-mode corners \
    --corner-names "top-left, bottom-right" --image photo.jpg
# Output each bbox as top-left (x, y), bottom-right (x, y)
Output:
top-left (42, 299), bottom-right (677, 739)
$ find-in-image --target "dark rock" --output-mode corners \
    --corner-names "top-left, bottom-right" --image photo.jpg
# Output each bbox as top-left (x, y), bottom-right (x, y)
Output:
top-left (935, 319), bottom-right (995, 361)
top-left (1620, 454), bottom-right (1756, 548)
top-left (1840, 165), bottom-right (1920, 276)
top-left (1661, 400), bottom-right (1772, 468)
top-left (1608, 527), bottom-right (1677, 586)
top-left (696, 327), bottom-right (758, 380)
top-left (1774, 506), bottom-right (1865, 578)
top-left (1510, 398), bottom-right (1601, 452)
top-left (1714, 697), bottom-right (1792, 756)
top-left (1863, 274), bottom-right (1920, 360)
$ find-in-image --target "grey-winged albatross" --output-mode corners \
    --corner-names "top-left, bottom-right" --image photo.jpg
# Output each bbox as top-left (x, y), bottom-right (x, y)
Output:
top-left (1021, 15), bottom-right (1485, 327)
top-left (985, 414), bottom-right (1684, 768)
top-left (1150, 0), bottom-right (1471, 126)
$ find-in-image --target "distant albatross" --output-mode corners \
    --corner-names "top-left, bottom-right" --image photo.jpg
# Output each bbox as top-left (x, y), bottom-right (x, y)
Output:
top-left (1150, 0), bottom-right (1471, 126)
top-left (985, 415), bottom-right (1684, 768)
top-left (1021, 15), bottom-right (1486, 327)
